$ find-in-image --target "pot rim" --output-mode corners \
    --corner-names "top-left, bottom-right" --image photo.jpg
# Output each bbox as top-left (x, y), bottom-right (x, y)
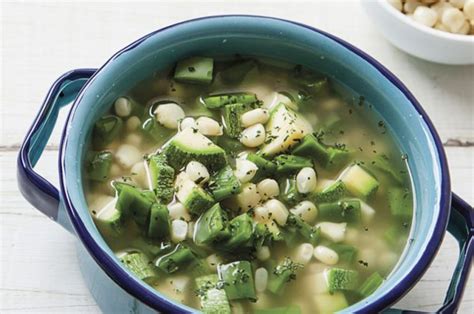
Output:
top-left (59, 15), bottom-right (451, 313)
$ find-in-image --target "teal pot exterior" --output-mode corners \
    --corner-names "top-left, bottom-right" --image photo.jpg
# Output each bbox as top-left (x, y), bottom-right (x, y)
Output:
top-left (17, 16), bottom-right (473, 313)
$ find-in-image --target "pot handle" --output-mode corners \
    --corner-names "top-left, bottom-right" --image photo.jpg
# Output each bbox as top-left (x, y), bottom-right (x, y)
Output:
top-left (17, 69), bottom-right (97, 226)
top-left (387, 193), bottom-right (473, 314)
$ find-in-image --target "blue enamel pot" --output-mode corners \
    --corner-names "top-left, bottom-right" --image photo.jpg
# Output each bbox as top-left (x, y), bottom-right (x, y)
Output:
top-left (17, 15), bottom-right (473, 313)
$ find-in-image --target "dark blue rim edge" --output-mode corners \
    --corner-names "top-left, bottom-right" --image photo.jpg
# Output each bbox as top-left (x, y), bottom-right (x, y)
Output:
top-left (58, 15), bottom-right (451, 313)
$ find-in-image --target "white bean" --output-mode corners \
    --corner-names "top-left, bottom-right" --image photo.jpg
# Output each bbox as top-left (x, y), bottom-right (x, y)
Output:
top-left (387, 0), bottom-right (403, 11)
top-left (109, 163), bottom-right (122, 178)
top-left (456, 20), bottom-right (471, 34)
top-left (413, 6), bottom-right (439, 27)
top-left (154, 103), bottom-right (185, 129)
top-left (126, 116), bottom-right (141, 131)
top-left (124, 133), bottom-right (142, 146)
top-left (235, 159), bottom-right (258, 183)
top-left (434, 22), bottom-right (450, 31)
top-left (404, 0), bottom-right (422, 14)
top-left (360, 200), bottom-right (376, 224)
top-left (171, 219), bottom-right (188, 243)
top-left (465, 0), bottom-right (474, 19)
top-left (114, 97), bottom-right (132, 117)
top-left (241, 108), bottom-right (270, 127)
top-left (293, 243), bottom-right (314, 265)
top-left (185, 161), bottom-right (210, 184)
top-left (290, 200), bottom-right (318, 224)
top-left (196, 116), bottom-right (223, 136)
top-left (180, 117), bottom-right (196, 130)
top-left (296, 167), bottom-right (317, 194)
top-left (115, 144), bottom-right (142, 169)
top-left (316, 222), bottom-right (347, 243)
top-left (206, 254), bottom-right (223, 271)
top-left (264, 199), bottom-right (289, 226)
top-left (442, 7), bottom-right (466, 32)
top-left (130, 161), bottom-right (148, 189)
top-left (234, 183), bottom-right (261, 212)
top-left (255, 268), bottom-right (269, 293)
top-left (313, 245), bottom-right (339, 265)
top-left (450, 0), bottom-right (466, 9)
top-left (432, 1), bottom-right (454, 16)
top-left (168, 202), bottom-right (191, 221)
top-left (256, 246), bottom-right (271, 261)
top-left (240, 124), bottom-right (266, 147)
top-left (257, 179), bottom-right (280, 200)
top-left (253, 206), bottom-right (270, 223)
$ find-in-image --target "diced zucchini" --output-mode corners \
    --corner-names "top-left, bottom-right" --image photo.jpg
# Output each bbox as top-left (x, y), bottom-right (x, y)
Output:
top-left (115, 184), bottom-right (153, 227)
top-left (260, 103), bottom-right (313, 156)
top-left (255, 305), bottom-right (301, 314)
top-left (195, 274), bottom-right (231, 314)
top-left (120, 252), bottom-right (156, 281)
top-left (219, 60), bottom-right (257, 84)
top-left (291, 66), bottom-right (329, 95)
top-left (163, 128), bottom-right (227, 171)
top-left (340, 164), bottom-right (379, 199)
top-left (388, 187), bottom-right (412, 218)
top-left (208, 166), bottom-right (242, 201)
top-left (359, 272), bottom-right (384, 297)
top-left (175, 173), bottom-right (215, 216)
top-left (85, 151), bottom-right (113, 182)
top-left (326, 146), bottom-right (351, 169)
top-left (325, 268), bottom-right (359, 293)
top-left (174, 57), bottom-right (214, 85)
top-left (286, 214), bottom-right (320, 245)
top-left (371, 154), bottom-right (405, 185)
top-left (201, 92), bottom-right (258, 109)
top-left (384, 224), bottom-right (408, 247)
top-left (222, 102), bottom-right (259, 138)
top-left (218, 261), bottom-right (256, 301)
top-left (223, 213), bottom-right (254, 250)
top-left (147, 203), bottom-right (170, 239)
top-left (292, 134), bottom-right (350, 169)
top-left (318, 199), bottom-right (361, 223)
top-left (323, 112), bottom-right (342, 131)
top-left (155, 244), bottom-right (197, 274)
top-left (328, 243), bottom-right (358, 264)
top-left (274, 154), bottom-right (313, 174)
top-left (194, 204), bottom-right (231, 245)
top-left (215, 136), bottom-right (245, 158)
top-left (267, 258), bottom-right (302, 295)
top-left (148, 154), bottom-right (175, 203)
top-left (313, 292), bottom-right (348, 314)
top-left (141, 117), bottom-right (175, 145)
top-left (247, 153), bottom-right (277, 181)
top-left (279, 177), bottom-right (302, 207)
top-left (95, 198), bottom-right (123, 236)
top-left (93, 115), bottom-right (123, 147)
top-left (312, 180), bottom-right (346, 204)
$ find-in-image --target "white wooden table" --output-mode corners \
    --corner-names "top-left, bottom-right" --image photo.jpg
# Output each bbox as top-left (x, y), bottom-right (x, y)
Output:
top-left (1, 1), bottom-right (472, 313)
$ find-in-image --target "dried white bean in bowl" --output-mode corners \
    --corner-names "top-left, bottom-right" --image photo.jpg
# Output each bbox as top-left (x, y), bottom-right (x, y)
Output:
top-left (154, 103), bottom-right (185, 129)
top-left (114, 97), bottom-right (132, 117)
top-left (185, 161), bottom-right (210, 184)
top-left (241, 108), bottom-right (269, 127)
top-left (196, 116), bottom-right (223, 136)
top-left (296, 167), bottom-right (317, 193)
top-left (240, 123), bottom-right (266, 147)
top-left (257, 179), bottom-right (280, 200)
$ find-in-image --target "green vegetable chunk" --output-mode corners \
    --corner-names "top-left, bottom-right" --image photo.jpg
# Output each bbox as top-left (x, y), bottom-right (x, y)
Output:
top-left (318, 199), bottom-right (361, 223)
top-left (85, 151), bottom-right (112, 182)
top-left (95, 199), bottom-right (123, 236)
top-left (291, 66), bottom-right (329, 95)
top-left (174, 57), bottom-right (214, 85)
top-left (195, 274), bottom-right (231, 314)
top-left (279, 177), bottom-right (302, 206)
top-left (155, 244), bottom-right (196, 274)
top-left (141, 117), bottom-right (175, 145)
top-left (115, 184), bottom-right (153, 227)
top-left (312, 180), bottom-right (346, 203)
top-left (267, 258), bottom-right (303, 295)
top-left (286, 214), bottom-right (320, 245)
top-left (148, 154), bottom-right (175, 203)
top-left (359, 272), bottom-right (384, 297)
top-left (93, 115), bottom-right (123, 147)
top-left (326, 268), bottom-right (359, 293)
top-left (223, 102), bottom-right (259, 138)
top-left (176, 173), bottom-right (215, 215)
top-left (313, 292), bottom-right (348, 314)
top-left (223, 213), bottom-right (254, 250)
top-left (163, 128), bottom-right (227, 171)
top-left (247, 153), bottom-right (277, 181)
top-left (255, 305), bottom-right (301, 314)
top-left (201, 92), bottom-right (258, 109)
top-left (194, 204), bottom-right (231, 245)
top-left (371, 154), bottom-right (405, 185)
top-left (328, 243), bottom-right (358, 263)
top-left (120, 252), bottom-right (156, 281)
top-left (147, 203), bottom-right (170, 239)
top-left (340, 164), bottom-right (379, 199)
top-left (218, 261), bottom-right (256, 301)
top-left (208, 166), bottom-right (241, 201)
top-left (274, 154), bottom-right (313, 174)
top-left (292, 134), bottom-right (350, 169)
top-left (219, 60), bottom-right (257, 84)
top-left (388, 187), bottom-right (412, 218)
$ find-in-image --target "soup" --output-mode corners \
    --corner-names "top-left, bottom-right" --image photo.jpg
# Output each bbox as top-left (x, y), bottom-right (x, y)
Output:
top-left (83, 56), bottom-right (413, 313)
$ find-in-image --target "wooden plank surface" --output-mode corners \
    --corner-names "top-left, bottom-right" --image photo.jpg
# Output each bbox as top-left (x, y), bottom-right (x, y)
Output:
top-left (1, 1), bottom-right (472, 313)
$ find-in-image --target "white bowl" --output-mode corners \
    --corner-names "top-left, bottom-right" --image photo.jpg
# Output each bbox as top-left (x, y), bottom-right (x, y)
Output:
top-left (362, 0), bottom-right (474, 65)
